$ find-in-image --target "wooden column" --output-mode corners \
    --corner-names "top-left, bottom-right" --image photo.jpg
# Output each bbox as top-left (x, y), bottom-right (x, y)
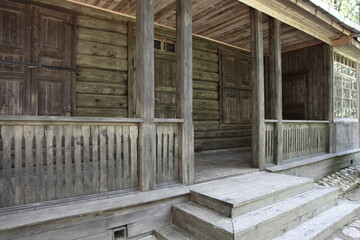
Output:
top-left (136, 0), bottom-right (156, 191)
top-left (269, 17), bottom-right (283, 164)
top-left (324, 44), bottom-right (335, 153)
top-left (176, 0), bottom-right (194, 185)
top-left (250, 8), bottom-right (266, 170)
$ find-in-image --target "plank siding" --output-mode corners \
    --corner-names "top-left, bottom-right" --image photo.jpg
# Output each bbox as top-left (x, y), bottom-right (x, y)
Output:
top-left (76, 13), bottom-right (129, 118)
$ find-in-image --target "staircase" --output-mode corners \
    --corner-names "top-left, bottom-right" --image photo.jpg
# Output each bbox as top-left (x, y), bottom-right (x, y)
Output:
top-left (154, 172), bottom-right (360, 240)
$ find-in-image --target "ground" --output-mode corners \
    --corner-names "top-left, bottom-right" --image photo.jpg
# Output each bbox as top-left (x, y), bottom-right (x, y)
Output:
top-left (316, 164), bottom-right (360, 240)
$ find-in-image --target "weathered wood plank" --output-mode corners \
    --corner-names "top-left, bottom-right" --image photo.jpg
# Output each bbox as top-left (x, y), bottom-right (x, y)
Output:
top-left (64, 126), bottom-right (74, 198)
top-left (251, 8), bottom-right (266, 170)
top-left (45, 126), bottom-right (55, 201)
top-left (74, 126), bottom-right (84, 196)
top-left (34, 126), bottom-right (45, 203)
top-left (129, 125), bottom-right (138, 187)
top-left (176, 0), bottom-right (194, 185)
top-left (76, 108), bottom-right (128, 118)
top-left (77, 94), bottom-right (128, 109)
top-left (77, 40), bottom-right (128, 60)
top-left (76, 68), bottom-right (127, 84)
top-left (54, 126), bottom-right (65, 199)
top-left (14, 126), bottom-right (24, 205)
top-left (1, 126), bottom-right (13, 207)
top-left (77, 15), bottom-right (128, 34)
top-left (107, 126), bottom-right (115, 191)
top-left (24, 126), bottom-right (35, 204)
top-left (82, 126), bottom-right (92, 195)
top-left (91, 126), bottom-right (100, 194)
top-left (99, 126), bottom-right (108, 192)
top-left (122, 126), bottom-right (130, 189)
top-left (78, 27), bottom-right (127, 47)
top-left (77, 54), bottom-right (128, 71)
top-left (136, 0), bottom-right (156, 191)
top-left (115, 126), bottom-right (123, 190)
top-left (76, 82), bottom-right (127, 96)
top-left (193, 70), bottom-right (219, 82)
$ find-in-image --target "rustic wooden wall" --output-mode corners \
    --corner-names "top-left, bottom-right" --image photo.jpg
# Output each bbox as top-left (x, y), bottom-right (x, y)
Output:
top-left (75, 13), bottom-right (129, 117)
top-left (266, 44), bottom-right (327, 120)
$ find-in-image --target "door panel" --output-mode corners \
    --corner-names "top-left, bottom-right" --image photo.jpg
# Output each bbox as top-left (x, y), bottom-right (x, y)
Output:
top-left (282, 73), bottom-right (308, 120)
top-left (0, 0), bottom-right (30, 115)
top-left (31, 6), bottom-right (73, 116)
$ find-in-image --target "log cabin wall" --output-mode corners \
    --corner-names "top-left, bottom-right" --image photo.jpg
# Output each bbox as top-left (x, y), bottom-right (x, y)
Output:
top-left (11, 0), bottom-right (252, 153)
top-left (266, 44), bottom-right (327, 120)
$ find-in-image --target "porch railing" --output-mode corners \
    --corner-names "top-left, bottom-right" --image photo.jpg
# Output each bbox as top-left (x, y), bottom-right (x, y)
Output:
top-left (0, 116), bottom-right (141, 208)
top-left (155, 119), bottom-right (182, 184)
top-left (265, 120), bottom-right (329, 164)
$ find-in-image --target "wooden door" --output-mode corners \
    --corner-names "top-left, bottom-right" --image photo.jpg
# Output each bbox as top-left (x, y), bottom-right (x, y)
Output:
top-left (31, 5), bottom-right (74, 116)
top-left (282, 73), bottom-right (308, 120)
top-left (0, 0), bottom-right (31, 115)
top-left (220, 48), bottom-right (251, 124)
top-left (154, 51), bottom-right (177, 118)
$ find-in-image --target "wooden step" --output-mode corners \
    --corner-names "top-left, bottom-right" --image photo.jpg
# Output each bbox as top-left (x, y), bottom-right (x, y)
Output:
top-left (273, 200), bottom-right (360, 240)
top-left (173, 185), bottom-right (338, 240)
top-left (189, 171), bottom-right (314, 217)
top-left (154, 225), bottom-right (199, 240)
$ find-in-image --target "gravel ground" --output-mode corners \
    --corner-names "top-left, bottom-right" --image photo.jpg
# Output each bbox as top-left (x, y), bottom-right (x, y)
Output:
top-left (316, 165), bottom-right (360, 240)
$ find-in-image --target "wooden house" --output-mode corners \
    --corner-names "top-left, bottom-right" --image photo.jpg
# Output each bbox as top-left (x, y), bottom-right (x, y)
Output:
top-left (0, 0), bottom-right (359, 239)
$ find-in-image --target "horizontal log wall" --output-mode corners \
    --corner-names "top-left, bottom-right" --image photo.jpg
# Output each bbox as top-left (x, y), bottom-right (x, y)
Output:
top-left (76, 12), bottom-right (129, 117)
top-left (192, 37), bottom-right (252, 152)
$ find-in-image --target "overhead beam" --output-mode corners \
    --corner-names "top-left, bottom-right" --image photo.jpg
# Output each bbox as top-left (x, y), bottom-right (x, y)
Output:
top-left (238, 0), bottom-right (333, 45)
top-left (251, 8), bottom-right (266, 170)
top-left (136, 0), bottom-right (156, 191)
top-left (176, 0), bottom-right (194, 185)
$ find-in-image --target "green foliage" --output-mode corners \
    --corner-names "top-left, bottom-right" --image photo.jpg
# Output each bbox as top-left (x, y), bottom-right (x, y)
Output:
top-left (322, 0), bottom-right (360, 24)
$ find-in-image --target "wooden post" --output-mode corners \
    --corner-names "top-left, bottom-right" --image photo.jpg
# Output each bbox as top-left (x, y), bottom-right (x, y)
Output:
top-left (136, 0), bottom-right (156, 191)
top-left (250, 8), bottom-right (266, 170)
top-left (324, 44), bottom-right (335, 153)
top-left (269, 17), bottom-right (283, 165)
top-left (176, 0), bottom-right (194, 185)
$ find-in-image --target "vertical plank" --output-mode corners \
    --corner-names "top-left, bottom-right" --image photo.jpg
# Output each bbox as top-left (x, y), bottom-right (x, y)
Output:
top-left (115, 126), bottom-right (123, 190)
top-left (130, 125), bottom-right (138, 187)
top-left (99, 126), bottom-right (108, 193)
top-left (34, 126), bottom-right (45, 202)
top-left (251, 8), bottom-right (266, 170)
top-left (122, 126), bottom-right (130, 188)
top-left (107, 126), bottom-right (115, 191)
top-left (136, 0), bottom-right (156, 191)
top-left (174, 125), bottom-right (179, 180)
top-left (45, 126), bottom-right (55, 201)
top-left (162, 126), bottom-right (168, 182)
top-left (73, 126), bottom-right (84, 196)
top-left (14, 126), bottom-right (24, 205)
top-left (91, 126), bottom-right (99, 194)
top-left (1, 126), bottom-right (14, 207)
top-left (54, 126), bottom-right (64, 199)
top-left (24, 126), bottom-right (35, 204)
top-left (168, 125), bottom-right (174, 181)
top-left (64, 126), bottom-right (74, 198)
top-left (324, 45), bottom-right (335, 153)
top-left (176, 0), bottom-right (194, 185)
top-left (82, 126), bottom-right (91, 195)
top-left (156, 126), bottom-right (163, 183)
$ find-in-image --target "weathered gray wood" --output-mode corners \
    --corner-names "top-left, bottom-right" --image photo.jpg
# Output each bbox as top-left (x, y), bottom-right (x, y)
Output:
top-left (24, 126), bottom-right (35, 204)
top-left (99, 126), bottom-right (108, 192)
top-left (14, 126), bottom-right (24, 205)
top-left (129, 125), bottom-right (138, 187)
top-left (250, 8), bottom-right (266, 170)
top-left (64, 126), bottom-right (74, 198)
top-left (136, 0), bottom-right (156, 191)
top-left (45, 126), bottom-right (55, 201)
top-left (54, 126), bottom-right (64, 199)
top-left (115, 126), bottom-right (123, 190)
top-left (82, 126), bottom-right (91, 195)
top-left (91, 126), bottom-right (100, 194)
top-left (74, 126), bottom-right (84, 196)
top-left (107, 126), bottom-right (115, 191)
top-left (122, 126), bottom-right (130, 189)
top-left (269, 17), bottom-right (283, 165)
top-left (34, 126), bottom-right (45, 203)
top-left (324, 45), bottom-right (335, 153)
top-left (2, 126), bottom-right (13, 207)
top-left (176, 0), bottom-right (194, 185)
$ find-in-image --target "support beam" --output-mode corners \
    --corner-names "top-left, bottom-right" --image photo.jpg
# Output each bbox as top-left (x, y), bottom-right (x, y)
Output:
top-left (250, 8), bottom-right (266, 170)
top-left (324, 44), bottom-right (335, 153)
top-left (176, 0), bottom-right (194, 185)
top-left (136, 0), bottom-right (156, 191)
top-left (269, 17), bottom-right (283, 165)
